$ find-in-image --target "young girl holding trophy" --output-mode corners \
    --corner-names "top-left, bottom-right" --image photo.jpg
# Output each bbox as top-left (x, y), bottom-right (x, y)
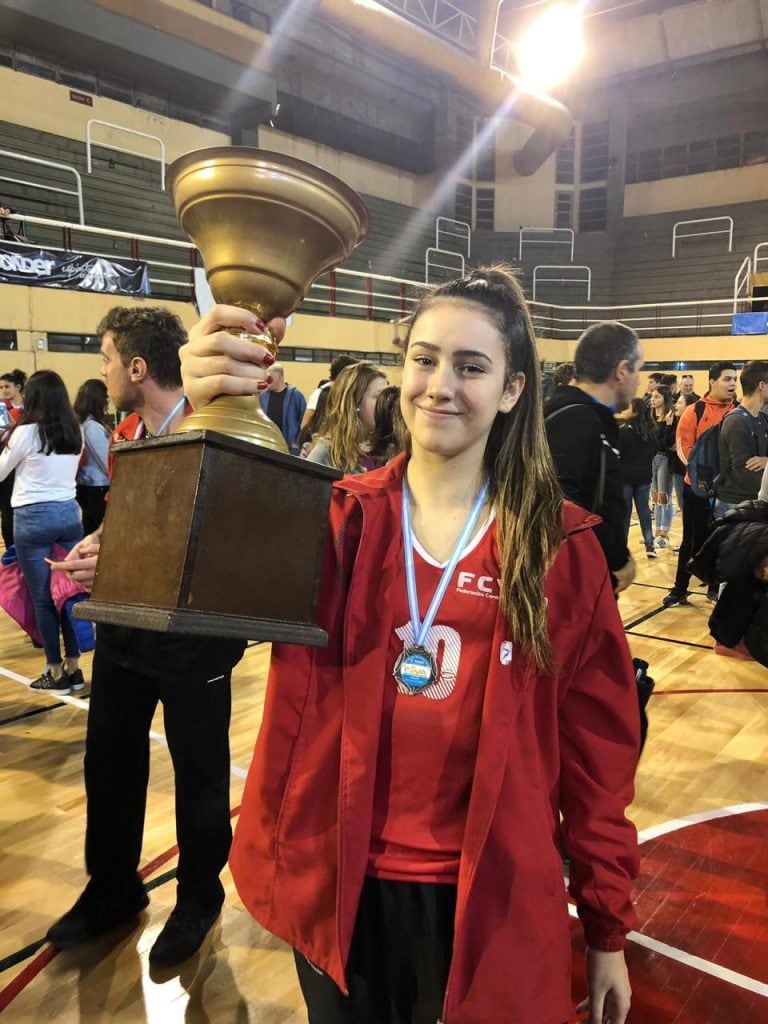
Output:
top-left (181, 266), bottom-right (640, 1024)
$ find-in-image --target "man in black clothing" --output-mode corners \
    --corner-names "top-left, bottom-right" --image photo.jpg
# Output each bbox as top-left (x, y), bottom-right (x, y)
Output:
top-left (46, 306), bottom-right (247, 968)
top-left (716, 359), bottom-right (768, 516)
top-left (545, 321), bottom-right (643, 593)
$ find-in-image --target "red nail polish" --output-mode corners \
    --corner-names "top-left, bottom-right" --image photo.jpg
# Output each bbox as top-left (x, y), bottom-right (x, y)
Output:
top-left (262, 352), bottom-right (276, 366)
top-left (252, 318), bottom-right (266, 332)
top-left (257, 381), bottom-right (269, 390)
top-left (265, 374), bottom-right (274, 384)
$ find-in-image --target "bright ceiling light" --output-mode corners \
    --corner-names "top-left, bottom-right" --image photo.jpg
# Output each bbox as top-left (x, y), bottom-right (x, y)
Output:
top-left (515, 2), bottom-right (586, 94)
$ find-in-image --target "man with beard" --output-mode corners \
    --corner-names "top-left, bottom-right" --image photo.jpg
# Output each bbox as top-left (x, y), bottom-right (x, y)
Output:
top-left (45, 306), bottom-right (251, 967)
top-left (545, 321), bottom-right (643, 594)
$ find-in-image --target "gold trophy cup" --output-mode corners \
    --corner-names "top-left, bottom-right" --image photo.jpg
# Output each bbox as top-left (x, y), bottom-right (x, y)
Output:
top-left (77, 148), bottom-right (370, 645)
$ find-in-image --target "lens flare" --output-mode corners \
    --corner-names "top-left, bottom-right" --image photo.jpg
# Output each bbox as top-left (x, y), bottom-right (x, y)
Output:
top-left (515, 3), bottom-right (586, 93)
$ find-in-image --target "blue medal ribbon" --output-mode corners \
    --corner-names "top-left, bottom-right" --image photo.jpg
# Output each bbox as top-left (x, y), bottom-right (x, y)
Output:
top-left (397, 473), bottom-right (489, 691)
top-left (154, 396), bottom-right (187, 437)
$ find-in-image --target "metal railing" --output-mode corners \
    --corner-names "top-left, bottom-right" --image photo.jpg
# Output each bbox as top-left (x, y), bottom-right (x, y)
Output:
top-left (435, 216), bottom-right (470, 257)
top-left (672, 216), bottom-right (733, 257)
top-left (379, 0), bottom-right (478, 51)
top-left (0, 149), bottom-right (84, 224)
top-left (754, 241), bottom-right (768, 274)
top-left (733, 256), bottom-right (752, 313)
top-left (528, 294), bottom-right (755, 340)
top-left (3, 212), bottom-right (764, 338)
top-left (425, 247), bottom-right (465, 284)
top-left (518, 227), bottom-right (575, 262)
top-left (86, 120), bottom-right (166, 191)
top-left (533, 265), bottom-right (591, 302)
top-left (2, 212), bottom-right (195, 294)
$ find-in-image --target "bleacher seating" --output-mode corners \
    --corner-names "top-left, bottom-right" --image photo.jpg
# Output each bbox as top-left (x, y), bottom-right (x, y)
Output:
top-left (2, 117), bottom-right (768, 326)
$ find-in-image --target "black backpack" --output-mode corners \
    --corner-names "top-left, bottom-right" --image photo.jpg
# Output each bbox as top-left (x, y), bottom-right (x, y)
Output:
top-left (544, 404), bottom-right (608, 513)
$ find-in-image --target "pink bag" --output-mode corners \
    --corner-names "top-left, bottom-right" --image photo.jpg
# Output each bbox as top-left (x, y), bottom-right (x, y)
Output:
top-left (0, 556), bottom-right (43, 646)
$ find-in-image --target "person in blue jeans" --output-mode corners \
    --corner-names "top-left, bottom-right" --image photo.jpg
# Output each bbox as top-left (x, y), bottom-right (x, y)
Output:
top-left (0, 370), bottom-right (84, 694)
top-left (649, 385), bottom-right (675, 545)
top-left (617, 398), bottom-right (657, 557)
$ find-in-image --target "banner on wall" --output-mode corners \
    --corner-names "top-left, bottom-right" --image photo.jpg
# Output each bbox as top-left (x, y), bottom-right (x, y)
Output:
top-left (0, 242), bottom-right (150, 297)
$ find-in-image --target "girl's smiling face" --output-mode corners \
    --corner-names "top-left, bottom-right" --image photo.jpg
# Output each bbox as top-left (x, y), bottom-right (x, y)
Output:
top-left (401, 299), bottom-right (523, 461)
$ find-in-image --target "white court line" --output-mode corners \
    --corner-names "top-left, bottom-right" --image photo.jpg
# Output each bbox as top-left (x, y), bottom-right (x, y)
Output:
top-left (568, 905), bottom-right (768, 998)
top-left (0, 664), bottom-right (248, 778)
top-left (567, 803), bottom-right (768, 999)
top-left (637, 802), bottom-right (768, 844)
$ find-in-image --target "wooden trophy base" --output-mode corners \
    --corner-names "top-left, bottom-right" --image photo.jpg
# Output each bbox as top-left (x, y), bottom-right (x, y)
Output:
top-left (74, 430), bottom-right (341, 646)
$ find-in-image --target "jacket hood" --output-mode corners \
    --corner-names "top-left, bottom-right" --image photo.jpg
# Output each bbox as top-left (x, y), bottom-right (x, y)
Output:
top-left (699, 393), bottom-right (735, 408)
top-left (335, 453), bottom-right (599, 537)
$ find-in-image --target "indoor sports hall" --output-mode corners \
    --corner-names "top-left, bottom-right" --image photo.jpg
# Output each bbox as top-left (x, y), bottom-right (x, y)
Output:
top-left (0, 1), bottom-right (766, 1022)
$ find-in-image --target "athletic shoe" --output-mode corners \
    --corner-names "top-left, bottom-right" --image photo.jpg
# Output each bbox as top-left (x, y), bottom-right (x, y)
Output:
top-left (67, 669), bottom-right (86, 691)
top-left (149, 904), bottom-right (221, 967)
top-left (662, 590), bottom-right (689, 608)
top-left (29, 671), bottom-right (71, 696)
top-left (655, 537), bottom-right (669, 548)
top-left (646, 549), bottom-right (657, 559)
top-left (46, 878), bottom-right (149, 948)
top-left (707, 585), bottom-right (719, 602)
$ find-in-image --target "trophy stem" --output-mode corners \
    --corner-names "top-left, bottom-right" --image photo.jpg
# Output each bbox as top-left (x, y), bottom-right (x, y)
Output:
top-left (178, 396), bottom-right (289, 450)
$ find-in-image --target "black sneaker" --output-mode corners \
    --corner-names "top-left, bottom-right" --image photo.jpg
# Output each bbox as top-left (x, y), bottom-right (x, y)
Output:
top-left (46, 878), bottom-right (149, 948)
top-left (149, 904), bottom-right (221, 967)
top-left (662, 590), bottom-right (689, 608)
top-left (29, 671), bottom-right (71, 696)
top-left (67, 669), bottom-right (86, 691)
top-left (707, 585), bottom-right (719, 602)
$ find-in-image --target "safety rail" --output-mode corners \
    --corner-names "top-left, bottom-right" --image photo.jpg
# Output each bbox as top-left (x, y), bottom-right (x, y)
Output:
top-left (528, 294), bottom-right (757, 340)
top-left (425, 246), bottom-right (465, 283)
top-left (754, 241), bottom-right (768, 274)
top-left (2, 212), bottom-right (196, 294)
top-left (672, 216), bottom-right (733, 258)
top-left (86, 120), bottom-right (166, 191)
top-left (435, 216), bottom-right (470, 257)
top-left (733, 256), bottom-right (753, 313)
top-left (0, 149), bottom-right (84, 224)
top-left (518, 227), bottom-right (574, 263)
top-left (533, 265), bottom-right (591, 302)
top-left (2, 212), bottom-right (762, 337)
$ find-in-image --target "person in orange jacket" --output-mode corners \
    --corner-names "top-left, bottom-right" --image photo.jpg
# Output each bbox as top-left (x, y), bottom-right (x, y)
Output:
top-left (663, 361), bottom-right (737, 606)
top-left (180, 266), bottom-right (641, 1024)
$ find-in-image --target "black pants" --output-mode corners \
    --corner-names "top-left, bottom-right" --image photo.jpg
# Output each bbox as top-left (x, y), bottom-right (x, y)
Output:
top-left (673, 485), bottom-right (712, 593)
top-left (0, 471), bottom-right (14, 548)
top-left (76, 484), bottom-right (109, 536)
top-left (294, 876), bottom-right (456, 1024)
top-left (84, 645), bottom-right (233, 910)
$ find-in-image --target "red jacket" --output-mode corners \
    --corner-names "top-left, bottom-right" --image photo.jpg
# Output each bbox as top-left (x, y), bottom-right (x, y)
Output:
top-left (230, 455), bottom-right (640, 1024)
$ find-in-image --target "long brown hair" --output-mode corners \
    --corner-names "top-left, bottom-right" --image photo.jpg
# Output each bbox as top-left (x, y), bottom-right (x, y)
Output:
top-left (321, 361), bottom-right (386, 472)
top-left (405, 265), bottom-right (565, 674)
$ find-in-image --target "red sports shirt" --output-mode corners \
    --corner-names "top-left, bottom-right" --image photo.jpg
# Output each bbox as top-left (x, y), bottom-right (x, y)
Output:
top-left (368, 514), bottom-right (501, 883)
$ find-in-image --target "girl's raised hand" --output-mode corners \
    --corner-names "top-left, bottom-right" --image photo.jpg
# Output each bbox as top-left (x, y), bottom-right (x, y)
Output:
top-left (180, 305), bottom-right (287, 410)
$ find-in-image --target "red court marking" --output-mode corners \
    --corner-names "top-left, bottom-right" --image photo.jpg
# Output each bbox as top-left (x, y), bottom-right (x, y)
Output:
top-left (633, 810), bottom-right (768, 985)
top-left (0, 805), bottom-right (244, 1010)
top-left (570, 924), bottom-right (766, 1024)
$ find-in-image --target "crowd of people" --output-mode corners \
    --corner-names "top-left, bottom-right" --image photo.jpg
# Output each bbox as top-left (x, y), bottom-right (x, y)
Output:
top-left (0, 274), bottom-right (766, 1024)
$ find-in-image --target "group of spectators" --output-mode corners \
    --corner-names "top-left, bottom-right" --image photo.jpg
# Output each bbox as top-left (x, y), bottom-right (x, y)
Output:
top-left (546, 340), bottom-right (768, 662)
top-left (0, 292), bottom-right (765, 1023)
top-left (0, 367), bottom-right (112, 693)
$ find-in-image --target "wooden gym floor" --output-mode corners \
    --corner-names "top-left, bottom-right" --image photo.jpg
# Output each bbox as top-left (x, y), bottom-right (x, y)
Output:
top-left (0, 516), bottom-right (766, 1022)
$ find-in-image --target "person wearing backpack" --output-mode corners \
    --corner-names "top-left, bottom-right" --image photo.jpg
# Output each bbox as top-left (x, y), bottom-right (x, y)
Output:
top-left (663, 361), bottom-right (737, 607)
top-left (545, 321), bottom-right (642, 594)
top-left (715, 360), bottom-right (768, 518)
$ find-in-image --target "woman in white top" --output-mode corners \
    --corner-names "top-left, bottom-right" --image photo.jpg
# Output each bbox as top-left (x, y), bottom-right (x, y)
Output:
top-left (74, 378), bottom-right (111, 534)
top-left (0, 370), bottom-right (84, 695)
top-left (0, 367), bottom-right (27, 548)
